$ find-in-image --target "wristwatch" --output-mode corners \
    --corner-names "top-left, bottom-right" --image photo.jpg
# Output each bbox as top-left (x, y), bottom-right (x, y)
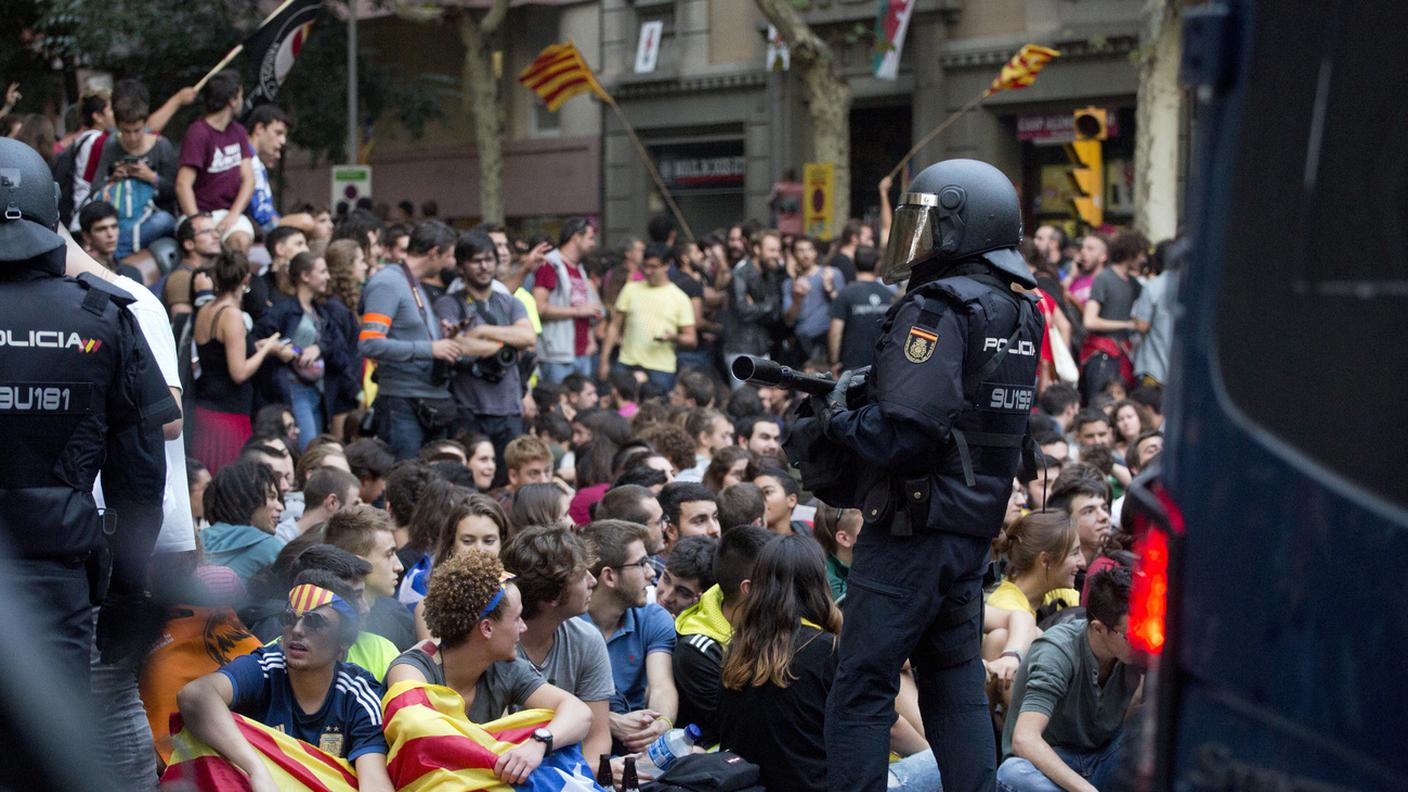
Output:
top-left (531, 727), bottom-right (554, 753)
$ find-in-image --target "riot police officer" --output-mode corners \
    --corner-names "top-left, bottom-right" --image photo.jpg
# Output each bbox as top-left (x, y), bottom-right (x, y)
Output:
top-left (817, 159), bottom-right (1044, 792)
top-left (0, 138), bottom-right (178, 695)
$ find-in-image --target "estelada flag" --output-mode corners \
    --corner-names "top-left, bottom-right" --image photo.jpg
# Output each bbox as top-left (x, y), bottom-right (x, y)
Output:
top-left (984, 44), bottom-right (1061, 96)
top-left (518, 41), bottom-right (610, 112)
top-left (160, 712), bottom-right (360, 791)
top-left (244, 0), bottom-right (323, 109)
top-left (383, 681), bottom-right (605, 791)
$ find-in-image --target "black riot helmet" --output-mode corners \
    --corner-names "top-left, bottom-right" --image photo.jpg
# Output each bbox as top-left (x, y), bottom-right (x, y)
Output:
top-left (0, 138), bottom-right (64, 262)
top-left (880, 158), bottom-right (1035, 288)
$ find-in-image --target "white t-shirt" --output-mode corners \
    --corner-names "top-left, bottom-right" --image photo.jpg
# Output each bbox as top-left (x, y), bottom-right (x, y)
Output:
top-left (93, 274), bottom-right (195, 553)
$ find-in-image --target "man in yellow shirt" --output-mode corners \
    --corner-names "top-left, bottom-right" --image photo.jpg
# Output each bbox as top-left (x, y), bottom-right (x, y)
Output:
top-left (599, 243), bottom-right (697, 391)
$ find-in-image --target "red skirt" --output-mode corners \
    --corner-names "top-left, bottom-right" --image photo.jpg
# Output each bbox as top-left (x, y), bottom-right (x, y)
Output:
top-left (193, 406), bottom-right (252, 474)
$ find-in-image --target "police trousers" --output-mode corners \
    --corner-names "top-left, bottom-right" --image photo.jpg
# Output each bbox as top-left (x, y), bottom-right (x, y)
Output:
top-left (827, 525), bottom-right (995, 792)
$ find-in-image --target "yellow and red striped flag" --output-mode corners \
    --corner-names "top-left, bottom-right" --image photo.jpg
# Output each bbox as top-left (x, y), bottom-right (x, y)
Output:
top-left (984, 44), bottom-right (1061, 96)
top-left (382, 681), bottom-right (604, 790)
top-left (160, 713), bottom-right (359, 791)
top-left (518, 41), bottom-right (610, 112)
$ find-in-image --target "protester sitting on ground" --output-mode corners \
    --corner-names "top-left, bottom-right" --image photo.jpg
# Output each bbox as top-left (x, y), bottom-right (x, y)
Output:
top-left (673, 525), bottom-right (772, 747)
top-left (1109, 399), bottom-right (1153, 460)
top-left (675, 408), bottom-right (733, 481)
top-left (702, 446), bottom-right (754, 494)
top-left (324, 504), bottom-right (414, 650)
top-left (580, 520), bottom-right (679, 753)
top-left (734, 414), bottom-right (783, 462)
top-left (510, 482), bottom-right (573, 533)
top-left (812, 504), bottom-right (861, 605)
top-left (1047, 467), bottom-right (1114, 589)
top-left (457, 435), bottom-right (497, 492)
top-left (275, 467), bottom-right (360, 544)
top-left (199, 460), bottom-right (286, 582)
top-left (385, 551), bottom-right (593, 785)
top-left (566, 438), bottom-right (618, 524)
top-left (716, 482), bottom-right (766, 532)
top-left (655, 535), bottom-right (717, 616)
top-left (998, 567), bottom-right (1141, 792)
top-left (492, 435), bottom-right (555, 509)
top-left (500, 526), bottom-right (615, 763)
top-left (633, 422), bottom-right (696, 480)
top-left (592, 484), bottom-right (665, 556)
top-left (753, 463), bottom-right (806, 536)
top-left (658, 482), bottom-right (722, 557)
top-left (383, 460), bottom-right (441, 569)
top-left (346, 438), bottom-right (396, 507)
top-left (92, 88), bottom-right (179, 259)
top-left (396, 480), bottom-right (471, 614)
top-left (176, 569), bottom-right (395, 791)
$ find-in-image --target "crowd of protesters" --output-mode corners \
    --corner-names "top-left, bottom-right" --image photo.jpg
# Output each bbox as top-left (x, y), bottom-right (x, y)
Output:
top-left (6, 71), bottom-right (1172, 791)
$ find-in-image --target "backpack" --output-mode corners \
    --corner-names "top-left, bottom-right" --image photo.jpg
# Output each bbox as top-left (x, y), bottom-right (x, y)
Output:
top-left (642, 752), bottom-right (765, 792)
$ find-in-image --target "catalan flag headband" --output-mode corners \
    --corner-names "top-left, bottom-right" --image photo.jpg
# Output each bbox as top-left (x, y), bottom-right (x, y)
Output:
top-left (478, 571), bottom-right (518, 621)
top-left (288, 583), bottom-right (359, 623)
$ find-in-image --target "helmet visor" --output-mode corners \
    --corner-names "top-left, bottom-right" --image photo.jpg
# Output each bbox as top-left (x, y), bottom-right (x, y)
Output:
top-left (879, 192), bottom-right (939, 284)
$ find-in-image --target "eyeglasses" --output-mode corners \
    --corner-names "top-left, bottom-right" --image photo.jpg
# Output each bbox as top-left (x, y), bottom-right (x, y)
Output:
top-left (614, 557), bottom-right (654, 573)
top-left (280, 608), bottom-right (334, 633)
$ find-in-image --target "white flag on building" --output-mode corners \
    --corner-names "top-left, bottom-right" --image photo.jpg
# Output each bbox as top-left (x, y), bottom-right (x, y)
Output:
top-left (872, 0), bottom-right (915, 81)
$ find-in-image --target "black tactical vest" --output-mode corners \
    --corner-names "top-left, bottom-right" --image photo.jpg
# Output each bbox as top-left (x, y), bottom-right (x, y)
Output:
top-left (0, 248), bottom-right (142, 557)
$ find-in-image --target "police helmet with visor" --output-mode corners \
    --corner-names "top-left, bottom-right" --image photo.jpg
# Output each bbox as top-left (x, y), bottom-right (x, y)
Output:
top-left (880, 158), bottom-right (1035, 288)
top-left (0, 138), bottom-right (64, 262)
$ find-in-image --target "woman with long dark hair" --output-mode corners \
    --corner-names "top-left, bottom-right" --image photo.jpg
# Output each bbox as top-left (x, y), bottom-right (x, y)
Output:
top-left (322, 238), bottom-right (366, 440)
top-left (192, 250), bottom-right (291, 471)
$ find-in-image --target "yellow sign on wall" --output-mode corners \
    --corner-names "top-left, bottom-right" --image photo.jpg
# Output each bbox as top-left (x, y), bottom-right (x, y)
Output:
top-left (803, 162), bottom-right (834, 238)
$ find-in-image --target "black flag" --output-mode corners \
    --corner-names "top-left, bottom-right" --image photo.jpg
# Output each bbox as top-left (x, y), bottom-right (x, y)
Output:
top-left (242, 0), bottom-right (323, 111)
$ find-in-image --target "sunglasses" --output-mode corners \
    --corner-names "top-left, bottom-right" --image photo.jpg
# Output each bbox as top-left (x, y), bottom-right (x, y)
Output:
top-left (280, 608), bottom-right (335, 633)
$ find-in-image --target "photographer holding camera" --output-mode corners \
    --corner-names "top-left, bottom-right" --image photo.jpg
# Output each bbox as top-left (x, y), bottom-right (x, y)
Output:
top-left (433, 230), bottom-right (536, 479)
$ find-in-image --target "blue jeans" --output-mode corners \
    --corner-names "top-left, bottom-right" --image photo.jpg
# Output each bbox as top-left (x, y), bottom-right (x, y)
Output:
top-left (996, 730), bottom-right (1126, 792)
top-left (889, 749), bottom-right (943, 791)
top-left (116, 210), bottom-right (176, 260)
top-left (374, 394), bottom-right (429, 461)
top-left (288, 379), bottom-right (325, 452)
top-left (539, 356), bottom-right (594, 385)
top-left (91, 612), bottom-right (157, 789)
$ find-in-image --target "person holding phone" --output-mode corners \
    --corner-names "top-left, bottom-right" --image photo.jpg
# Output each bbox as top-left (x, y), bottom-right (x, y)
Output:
top-left (93, 90), bottom-right (179, 259)
top-left (193, 249), bottom-right (293, 473)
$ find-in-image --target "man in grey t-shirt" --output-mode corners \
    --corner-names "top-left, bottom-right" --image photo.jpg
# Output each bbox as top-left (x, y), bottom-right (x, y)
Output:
top-left (502, 526), bottom-right (616, 763)
top-left (1132, 268), bottom-right (1179, 386)
top-left (998, 568), bottom-right (1143, 792)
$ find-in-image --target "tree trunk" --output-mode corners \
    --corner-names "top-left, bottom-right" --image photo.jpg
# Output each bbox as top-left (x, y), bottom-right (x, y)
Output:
top-left (456, 0), bottom-right (509, 224)
top-left (1134, 0), bottom-right (1183, 242)
top-left (753, 0), bottom-right (852, 236)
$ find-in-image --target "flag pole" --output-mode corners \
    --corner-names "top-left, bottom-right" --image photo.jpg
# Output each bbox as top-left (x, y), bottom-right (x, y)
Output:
top-left (602, 94), bottom-right (696, 245)
top-left (194, 45), bottom-right (245, 93)
top-left (885, 88), bottom-right (988, 184)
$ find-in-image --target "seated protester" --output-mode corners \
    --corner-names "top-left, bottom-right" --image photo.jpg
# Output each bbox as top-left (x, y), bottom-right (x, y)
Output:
top-left (324, 504), bottom-right (414, 650)
top-left (200, 460), bottom-right (286, 582)
top-left (385, 551), bottom-right (592, 785)
top-left (734, 413), bottom-right (783, 463)
top-left (1109, 429), bottom-right (1163, 527)
top-left (566, 437), bottom-right (618, 524)
top-left (1022, 439), bottom-right (1067, 512)
top-left (655, 535), bottom-right (716, 617)
top-left (93, 89), bottom-right (180, 260)
top-left (579, 520), bottom-right (679, 753)
top-left (752, 463), bottom-right (807, 536)
top-left (988, 511), bottom-right (1084, 620)
top-left (383, 460), bottom-right (443, 572)
top-left (813, 504), bottom-right (861, 605)
top-left (633, 422), bottom-right (696, 481)
top-left (242, 543), bottom-right (401, 682)
top-left (490, 435), bottom-right (555, 510)
top-left (716, 482), bottom-right (766, 532)
top-left (394, 478), bottom-right (464, 612)
top-left (593, 484), bottom-right (665, 558)
top-left (175, 570), bottom-right (394, 791)
top-left (501, 527), bottom-right (615, 763)
top-left (79, 200), bottom-right (143, 282)
top-left (676, 408), bottom-right (733, 482)
top-left (412, 489), bottom-right (510, 641)
top-left (658, 483), bottom-right (723, 561)
top-left (998, 568), bottom-right (1141, 792)
top-left (510, 482), bottom-right (573, 533)
top-left (346, 437), bottom-right (396, 507)
top-left (275, 467), bottom-right (360, 544)
top-left (418, 438), bottom-right (470, 467)
top-left (673, 525), bottom-right (772, 747)
top-left (702, 446), bottom-right (754, 494)
top-left (464, 436), bottom-right (499, 493)
top-left (1047, 467), bottom-right (1114, 592)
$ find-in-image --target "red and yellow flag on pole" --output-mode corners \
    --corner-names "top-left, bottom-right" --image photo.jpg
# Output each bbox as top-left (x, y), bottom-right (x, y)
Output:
top-left (984, 44), bottom-right (1061, 96)
top-left (518, 41), bottom-right (610, 112)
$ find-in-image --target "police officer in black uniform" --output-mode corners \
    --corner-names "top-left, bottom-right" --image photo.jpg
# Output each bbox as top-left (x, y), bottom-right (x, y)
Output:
top-left (816, 159), bottom-right (1044, 792)
top-left (0, 137), bottom-right (178, 695)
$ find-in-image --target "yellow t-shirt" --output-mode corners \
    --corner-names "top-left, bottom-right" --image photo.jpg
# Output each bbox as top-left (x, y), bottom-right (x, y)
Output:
top-left (614, 280), bottom-right (695, 374)
top-left (986, 579), bottom-right (1079, 617)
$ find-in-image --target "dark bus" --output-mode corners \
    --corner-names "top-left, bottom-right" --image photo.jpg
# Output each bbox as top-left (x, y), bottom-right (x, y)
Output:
top-left (1125, 1), bottom-right (1408, 790)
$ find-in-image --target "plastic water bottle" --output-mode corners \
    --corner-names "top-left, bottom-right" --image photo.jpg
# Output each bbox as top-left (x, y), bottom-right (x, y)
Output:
top-left (637, 723), bottom-right (702, 778)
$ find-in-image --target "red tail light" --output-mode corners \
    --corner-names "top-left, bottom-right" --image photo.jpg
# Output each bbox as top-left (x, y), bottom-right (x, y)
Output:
top-left (1129, 526), bottom-right (1169, 655)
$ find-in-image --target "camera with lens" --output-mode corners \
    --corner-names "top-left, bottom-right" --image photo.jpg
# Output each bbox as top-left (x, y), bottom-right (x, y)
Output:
top-left (464, 345), bottom-right (519, 383)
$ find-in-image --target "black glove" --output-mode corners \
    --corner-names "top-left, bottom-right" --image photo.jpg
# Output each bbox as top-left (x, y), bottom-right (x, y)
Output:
top-left (811, 366), bottom-right (870, 428)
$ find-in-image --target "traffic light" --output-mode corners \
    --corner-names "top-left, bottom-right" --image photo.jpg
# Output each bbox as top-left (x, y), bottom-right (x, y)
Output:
top-left (1065, 107), bottom-right (1107, 228)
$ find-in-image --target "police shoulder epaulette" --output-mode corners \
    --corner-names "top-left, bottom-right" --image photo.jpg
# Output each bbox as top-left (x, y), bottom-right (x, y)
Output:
top-left (76, 272), bottom-right (137, 315)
